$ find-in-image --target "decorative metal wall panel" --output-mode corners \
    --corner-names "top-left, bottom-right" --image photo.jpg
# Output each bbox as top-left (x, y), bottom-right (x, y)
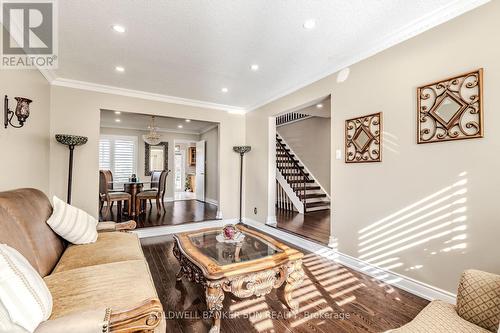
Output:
top-left (417, 69), bottom-right (483, 144)
top-left (345, 112), bottom-right (382, 163)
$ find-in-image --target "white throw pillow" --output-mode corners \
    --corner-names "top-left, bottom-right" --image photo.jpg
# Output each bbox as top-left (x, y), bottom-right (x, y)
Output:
top-left (0, 300), bottom-right (28, 333)
top-left (0, 245), bottom-right (52, 333)
top-left (46, 196), bottom-right (98, 244)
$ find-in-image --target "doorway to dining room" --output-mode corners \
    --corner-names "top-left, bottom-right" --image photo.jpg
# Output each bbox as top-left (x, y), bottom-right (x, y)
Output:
top-left (98, 110), bottom-right (220, 228)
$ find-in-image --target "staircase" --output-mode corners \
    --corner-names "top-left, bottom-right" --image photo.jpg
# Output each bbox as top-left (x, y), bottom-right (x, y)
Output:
top-left (276, 133), bottom-right (330, 213)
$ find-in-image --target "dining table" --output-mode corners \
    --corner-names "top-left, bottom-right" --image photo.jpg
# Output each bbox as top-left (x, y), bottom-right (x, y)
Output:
top-left (109, 180), bottom-right (152, 217)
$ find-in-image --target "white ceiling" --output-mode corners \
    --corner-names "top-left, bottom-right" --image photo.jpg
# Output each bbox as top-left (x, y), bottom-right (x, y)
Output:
top-left (53, 0), bottom-right (487, 112)
top-left (100, 110), bottom-right (217, 135)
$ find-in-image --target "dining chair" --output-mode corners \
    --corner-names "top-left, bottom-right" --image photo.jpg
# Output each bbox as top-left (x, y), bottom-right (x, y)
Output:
top-left (99, 170), bottom-right (132, 220)
top-left (136, 170), bottom-right (169, 214)
top-left (149, 170), bottom-right (162, 191)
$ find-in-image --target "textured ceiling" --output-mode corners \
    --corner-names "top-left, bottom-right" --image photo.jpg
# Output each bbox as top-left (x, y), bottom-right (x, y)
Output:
top-left (55, 0), bottom-right (487, 111)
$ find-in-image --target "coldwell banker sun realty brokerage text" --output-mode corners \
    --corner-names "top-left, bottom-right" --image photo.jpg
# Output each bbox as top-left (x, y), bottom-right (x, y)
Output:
top-left (1, 0), bottom-right (58, 69)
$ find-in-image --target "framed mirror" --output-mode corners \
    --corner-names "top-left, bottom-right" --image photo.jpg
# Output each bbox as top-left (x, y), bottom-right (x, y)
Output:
top-left (145, 142), bottom-right (168, 176)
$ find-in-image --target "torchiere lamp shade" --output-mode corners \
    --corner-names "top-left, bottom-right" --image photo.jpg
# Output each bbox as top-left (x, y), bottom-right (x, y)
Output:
top-left (233, 146), bottom-right (251, 154)
top-left (55, 134), bottom-right (88, 147)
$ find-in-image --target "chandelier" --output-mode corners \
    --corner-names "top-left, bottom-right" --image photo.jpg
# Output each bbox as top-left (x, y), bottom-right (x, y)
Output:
top-left (142, 116), bottom-right (162, 145)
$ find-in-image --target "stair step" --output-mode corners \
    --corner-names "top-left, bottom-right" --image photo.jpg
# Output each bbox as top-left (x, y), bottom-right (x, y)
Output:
top-left (278, 165), bottom-right (304, 170)
top-left (276, 153), bottom-right (295, 157)
top-left (306, 206), bottom-right (330, 212)
top-left (276, 137), bottom-right (282, 142)
top-left (306, 201), bottom-right (330, 208)
top-left (282, 172), bottom-right (309, 177)
top-left (288, 179), bottom-right (315, 184)
top-left (299, 193), bottom-right (327, 199)
top-left (295, 186), bottom-right (321, 191)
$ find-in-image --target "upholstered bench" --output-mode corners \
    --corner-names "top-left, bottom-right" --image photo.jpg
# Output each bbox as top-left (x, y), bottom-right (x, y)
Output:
top-left (0, 188), bottom-right (165, 332)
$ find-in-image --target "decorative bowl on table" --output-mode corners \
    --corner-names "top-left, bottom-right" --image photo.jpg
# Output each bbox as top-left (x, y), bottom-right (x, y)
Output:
top-left (216, 224), bottom-right (245, 243)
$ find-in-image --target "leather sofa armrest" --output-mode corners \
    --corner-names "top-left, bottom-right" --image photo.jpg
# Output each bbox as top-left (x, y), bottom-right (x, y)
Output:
top-left (97, 220), bottom-right (137, 232)
top-left (109, 298), bottom-right (164, 333)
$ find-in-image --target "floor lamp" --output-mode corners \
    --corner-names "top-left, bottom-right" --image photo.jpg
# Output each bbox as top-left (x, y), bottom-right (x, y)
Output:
top-left (55, 134), bottom-right (88, 204)
top-left (233, 146), bottom-right (251, 223)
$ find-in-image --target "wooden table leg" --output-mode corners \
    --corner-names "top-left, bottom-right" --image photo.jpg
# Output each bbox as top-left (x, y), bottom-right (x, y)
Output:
top-left (279, 260), bottom-right (304, 312)
top-left (206, 281), bottom-right (224, 333)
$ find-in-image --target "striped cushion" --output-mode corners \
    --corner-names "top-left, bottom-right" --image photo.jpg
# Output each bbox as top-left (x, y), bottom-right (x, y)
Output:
top-left (46, 196), bottom-right (98, 245)
top-left (0, 244), bottom-right (52, 332)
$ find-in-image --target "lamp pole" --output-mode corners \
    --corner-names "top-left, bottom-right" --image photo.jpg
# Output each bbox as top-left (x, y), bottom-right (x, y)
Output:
top-left (233, 146), bottom-right (251, 223)
top-left (67, 145), bottom-right (75, 204)
top-left (55, 135), bottom-right (88, 204)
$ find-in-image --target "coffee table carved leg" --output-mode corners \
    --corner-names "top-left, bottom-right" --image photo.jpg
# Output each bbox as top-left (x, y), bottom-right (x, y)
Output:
top-left (206, 282), bottom-right (224, 333)
top-left (279, 260), bottom-right (304, 312)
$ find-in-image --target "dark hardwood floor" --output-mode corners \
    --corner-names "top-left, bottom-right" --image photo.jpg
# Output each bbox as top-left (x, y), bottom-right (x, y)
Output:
top-left (276, 208), bottom-right (331, 245)
top-left (99, 200), bottom-right (219, 228)
top-left (141, 234), bottom-right (428, 333)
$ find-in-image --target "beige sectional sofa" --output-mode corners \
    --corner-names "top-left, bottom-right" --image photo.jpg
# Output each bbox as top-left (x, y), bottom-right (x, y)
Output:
top-left (0, 188), bottom-right (165, 332)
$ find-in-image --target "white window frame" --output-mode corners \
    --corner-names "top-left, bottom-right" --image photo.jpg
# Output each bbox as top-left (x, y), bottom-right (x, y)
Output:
top-left (99, 134), bottom-right (138, 185)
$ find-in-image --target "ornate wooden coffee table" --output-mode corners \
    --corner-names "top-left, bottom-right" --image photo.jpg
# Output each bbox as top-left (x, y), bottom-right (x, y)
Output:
top-left (173, 224), bottom-right (304, 333)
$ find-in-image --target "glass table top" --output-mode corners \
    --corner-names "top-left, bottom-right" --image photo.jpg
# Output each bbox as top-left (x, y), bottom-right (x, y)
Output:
top-left (188, 230), bottom-right (282, 266)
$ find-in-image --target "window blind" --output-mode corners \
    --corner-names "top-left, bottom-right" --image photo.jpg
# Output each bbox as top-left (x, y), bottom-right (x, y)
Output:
top-left (99, 135), bottom-right (137, 183)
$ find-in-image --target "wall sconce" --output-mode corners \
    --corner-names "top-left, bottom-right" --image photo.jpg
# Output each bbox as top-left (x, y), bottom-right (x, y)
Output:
top-left (4, 95), bottom-right (32, 129)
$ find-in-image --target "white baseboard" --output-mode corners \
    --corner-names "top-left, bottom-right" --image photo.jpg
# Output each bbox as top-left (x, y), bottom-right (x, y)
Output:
top-left (328, 236), bottom-right (338, 249)
top-left (244, 218), bottom-right (456, 304)
top-left (205, 198), bottom-right (219, 206)
top-left (133, 218), bottom-right (236, 238)
top-left (265, 215), bottom-right (277, 226)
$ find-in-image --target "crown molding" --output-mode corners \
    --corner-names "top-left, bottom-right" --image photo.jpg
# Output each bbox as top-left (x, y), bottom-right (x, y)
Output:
top-left (50, 77), bottom-right (247, 114)
top-left (38, 68), bottom-right (57, 82)
top-left (246, 0), bottom-right (490, 112)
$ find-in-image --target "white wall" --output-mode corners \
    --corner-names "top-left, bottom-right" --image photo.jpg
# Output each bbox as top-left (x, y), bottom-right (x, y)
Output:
top-left (200, 126), bottom-right (219, 204)
top-left (277, 116), bottom-right (331, 194)
top-left (245, 1), bottom-right (500, 293)
top-left (99, 126), bottom-right (200, 199)
top-left (49, 86), bottom-right (244, 218)
top-left (0, 70), bottom-right (50, 193)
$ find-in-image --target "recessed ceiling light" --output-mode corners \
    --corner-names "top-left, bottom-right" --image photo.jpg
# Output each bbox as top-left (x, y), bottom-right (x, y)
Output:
top-left (185, 119), bottom-right (191, 122)
top-left (316, 103), bottom-right (323, 109)
top-left (114, 111), bottom-right (121, 115)
top-left (303, 19), bottom-right (316, 30)
top-left (221, 87), bottom-right (228, 93)
top-left (115, 119), bottom-right (121, 122)
top-left (250, 64), bottom-right (259, 71)
top-left (178, 125), bottom-right (183, 128)
top-left (112, 25), bottom-right (126, 33)
top-left (115, 66), bottom-right (125, 72)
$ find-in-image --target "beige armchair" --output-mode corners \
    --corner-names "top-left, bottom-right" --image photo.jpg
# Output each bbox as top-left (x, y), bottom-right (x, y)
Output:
top-left (389, 269), bottom-right (500, 333)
